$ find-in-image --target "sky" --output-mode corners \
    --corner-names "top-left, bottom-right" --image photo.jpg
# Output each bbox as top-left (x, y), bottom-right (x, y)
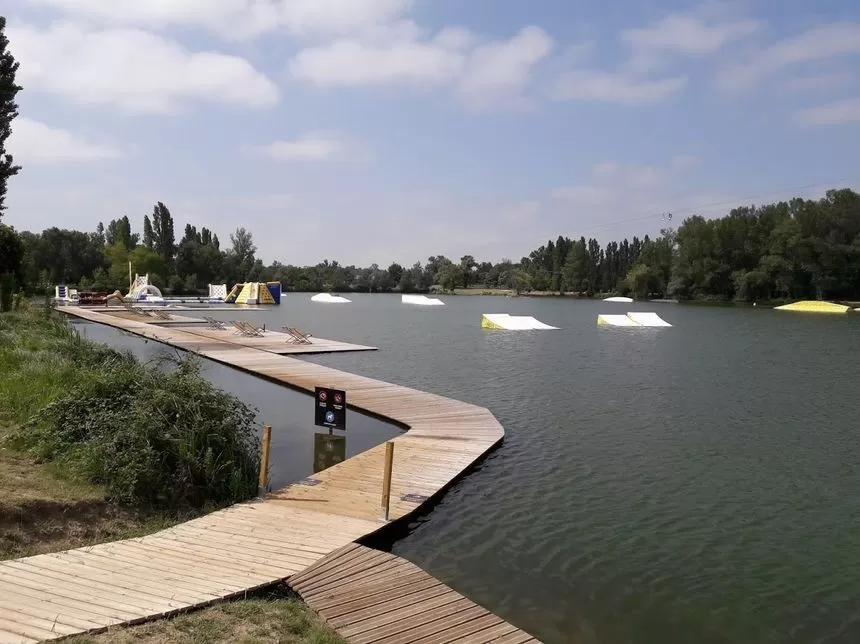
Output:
top-left (4, 0), bottom-right (860, 266)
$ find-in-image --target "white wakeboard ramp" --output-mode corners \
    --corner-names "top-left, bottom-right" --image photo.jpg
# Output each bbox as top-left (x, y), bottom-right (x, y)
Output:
top-left (311, 293), bottom-right (351, 303)
top-left (597, 311), bottom-right (672, 327)
top-left (603, 296), bottom-right (633, 303)
top-left (402, 294), bottom-right (445, 306)
top-left (482, 313), bottom-right (559, 330)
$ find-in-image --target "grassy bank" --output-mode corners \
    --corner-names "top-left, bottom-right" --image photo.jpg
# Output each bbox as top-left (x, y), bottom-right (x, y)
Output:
top-left (65, 586), bottom-right (344, 644)
top-left (0, 307), bottom-right (260, 558)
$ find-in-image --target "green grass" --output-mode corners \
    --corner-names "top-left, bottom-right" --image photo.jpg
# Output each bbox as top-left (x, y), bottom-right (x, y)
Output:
top-left (0, 308), bottom-right (261, 509)
top-left (0, 307), bottom-right (259, 558)
top-left (64, 587), bottom-right (346, 644)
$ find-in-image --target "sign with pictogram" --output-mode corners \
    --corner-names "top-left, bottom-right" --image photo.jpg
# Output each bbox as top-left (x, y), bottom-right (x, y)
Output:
top-left (314, 386), bottom-right (346, 430)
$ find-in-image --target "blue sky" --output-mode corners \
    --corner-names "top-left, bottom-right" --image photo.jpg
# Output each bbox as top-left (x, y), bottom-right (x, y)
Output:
top-left (5, 0), bottom-right (860, 265)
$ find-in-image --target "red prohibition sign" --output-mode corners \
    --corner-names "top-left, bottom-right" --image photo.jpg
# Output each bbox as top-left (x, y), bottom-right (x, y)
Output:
top-left (334, 393), bottom-right (343, 404)
top-left (319, 390), bottom-right (327, 402)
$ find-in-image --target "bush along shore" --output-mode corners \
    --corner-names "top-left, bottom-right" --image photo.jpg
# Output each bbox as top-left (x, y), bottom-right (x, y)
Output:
top-left (0, 305), bottom-right (261, 558)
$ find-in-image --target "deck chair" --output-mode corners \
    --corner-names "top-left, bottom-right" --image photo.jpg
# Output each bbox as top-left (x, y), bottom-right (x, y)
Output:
top-left (122, 301), bottom-right (149, 317)
top-left (281, 326), bottom-right (313, 345)
top-left (233, 321), bottom-right (264, 337)
top-left (150, 310), bottom-right (172, 320)
top-left (204, 316), bottom-right (227, 330)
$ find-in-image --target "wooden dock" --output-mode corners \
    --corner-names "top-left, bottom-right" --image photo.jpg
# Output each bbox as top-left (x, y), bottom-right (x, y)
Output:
top-left (290, 543), bottom-right (538, 643)
top-left (0, 308), bottom-right (536, 643)
top-left (71, 308), bottom-right (377, 354)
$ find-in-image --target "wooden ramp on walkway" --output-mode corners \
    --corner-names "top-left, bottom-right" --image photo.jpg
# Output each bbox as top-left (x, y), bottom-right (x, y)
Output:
top-left (290, 543), bottom-right (539, 644)
top-left (0, 308), bottom-right (538, 643)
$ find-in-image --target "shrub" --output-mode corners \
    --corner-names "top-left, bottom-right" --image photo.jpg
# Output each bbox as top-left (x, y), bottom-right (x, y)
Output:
top-left (4, 311), bottom-right (261, 509)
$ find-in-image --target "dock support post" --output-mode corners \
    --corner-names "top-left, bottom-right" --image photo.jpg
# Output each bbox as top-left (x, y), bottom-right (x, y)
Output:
top-left (258, 424), bottom-right (271, 497)
top-left (380, 441), bottom-right (394, 522)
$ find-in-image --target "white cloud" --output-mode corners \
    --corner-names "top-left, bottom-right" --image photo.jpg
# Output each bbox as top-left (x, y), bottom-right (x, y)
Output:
top-left (794, 98), bottom-right (860, 126)
top-left (549, 11), bottom-right (755, 105)
top-left (9, 21), bottom-right (278, 113)
top-left (8, 118), bottom-right (122, 163)
top-left (289, 25), bottom-right (552, 106)
top-left (21, 0), bottom-right (412, 39)
top-left (549, 158), bottom-right (734, 235)
top-left (718, 23), bottom-right (860, 91)
top-left (780, 72), bottom-right (855, 93)
top-left (552, 70), bottom-right (687, 104)
top-left (290, 32), bottom-right (465, 88)
top-left (623, 14), bottom-right (761, 71)
top-left (457, 27), bottom-right (553, 106)
top-left (247, 131), bottom-right (362, 161)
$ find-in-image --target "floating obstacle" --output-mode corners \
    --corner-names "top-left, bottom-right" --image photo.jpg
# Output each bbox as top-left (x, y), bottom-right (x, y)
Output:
top-left (208, 283), bottom-right (228, 300)
top-left (603, 296), bottom-right (633, 303)
top-left (481, 313), bottom-right (559, 330)
top-left (597, 311), bottom-right (672, 327)
top-left (224, 281), bottom-right (281, 305)
top-left (53, 285), bottom-right (78, 303)
top-left (774, 300), bottom-right (849, 313)
top-left (597, 314), bottom-right (641, 327)
top-left (402, 294), bottom-right (445, 306)
top-left (311, 293), bottom-right (351, 304)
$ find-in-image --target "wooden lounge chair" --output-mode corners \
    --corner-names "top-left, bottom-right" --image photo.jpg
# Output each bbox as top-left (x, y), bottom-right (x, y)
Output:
top-left (121, 301), bottom-right (149, 317)
top-left (204, 316), bottom-right (227, 330)
top-left (232, 321), bottom-right (264, 337)
top-left (281, 326), bottom-right (313, 345)
top-left (150, 310), bottom-right (172, 320)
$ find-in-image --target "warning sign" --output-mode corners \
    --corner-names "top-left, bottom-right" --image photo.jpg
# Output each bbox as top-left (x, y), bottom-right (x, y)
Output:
top-left (314, 386), bottom-right (346, 430)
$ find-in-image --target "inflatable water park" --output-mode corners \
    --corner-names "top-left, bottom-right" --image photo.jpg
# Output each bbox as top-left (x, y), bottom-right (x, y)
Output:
top-left (54, 273), bottom-right (282, 307)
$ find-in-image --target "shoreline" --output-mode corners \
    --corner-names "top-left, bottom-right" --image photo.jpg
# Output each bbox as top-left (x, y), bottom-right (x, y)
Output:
top-left (0, 307), bottom-right (539, 643)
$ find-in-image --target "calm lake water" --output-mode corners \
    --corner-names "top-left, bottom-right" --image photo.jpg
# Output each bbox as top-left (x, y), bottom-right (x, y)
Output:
top-left (85, 295), bottom-right (860, 643)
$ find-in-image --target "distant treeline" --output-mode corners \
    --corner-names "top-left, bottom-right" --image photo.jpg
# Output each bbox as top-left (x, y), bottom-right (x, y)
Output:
top-left (2, 188), bottom-right (860, 303)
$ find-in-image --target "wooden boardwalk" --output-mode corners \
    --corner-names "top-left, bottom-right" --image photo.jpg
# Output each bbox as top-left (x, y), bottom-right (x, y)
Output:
top-left (0, 308), bottom-right (536, 643)
top-left (290, 543), bottom-right (539, 644)
top-left (72, 308), bottom-right (377, 355)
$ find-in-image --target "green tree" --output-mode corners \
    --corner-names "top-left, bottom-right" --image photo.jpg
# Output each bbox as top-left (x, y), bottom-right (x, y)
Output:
top-left (142, 215), bottom-right (154, 248)
top-left (459, 254), bottom-right (477, 288)
top-left (151, 202), bottom-right (175, 265)
top-left (0, 17), bottom-right (21, 217)
top-left (105, 216), bottom-right (137, 250)
top-left (0, 222), bottom-right (23, 310)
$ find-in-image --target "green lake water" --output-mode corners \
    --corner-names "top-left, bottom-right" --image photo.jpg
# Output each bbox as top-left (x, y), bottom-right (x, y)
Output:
top-left (85, 296), bottom-right (860, 643)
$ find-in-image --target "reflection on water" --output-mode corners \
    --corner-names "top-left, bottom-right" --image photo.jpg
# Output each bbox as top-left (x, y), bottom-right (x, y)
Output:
top-left (314, 431), bottom-right (346, 473)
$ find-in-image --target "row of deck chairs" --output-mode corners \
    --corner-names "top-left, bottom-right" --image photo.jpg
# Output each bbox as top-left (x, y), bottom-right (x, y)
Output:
top-left (202, 316), bottom-right (312, 345)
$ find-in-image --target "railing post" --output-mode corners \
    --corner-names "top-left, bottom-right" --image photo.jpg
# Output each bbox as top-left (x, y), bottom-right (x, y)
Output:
top-left (380, 441), bottom-right (394, 522)
top-left (258, 424), bottom-right (272, 497)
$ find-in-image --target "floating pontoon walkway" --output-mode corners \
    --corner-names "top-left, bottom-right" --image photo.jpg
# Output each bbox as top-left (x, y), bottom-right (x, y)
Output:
top-left (0, 308), bottom-right (536, 643)
top-left (69, 308), bottom-right (377, 355)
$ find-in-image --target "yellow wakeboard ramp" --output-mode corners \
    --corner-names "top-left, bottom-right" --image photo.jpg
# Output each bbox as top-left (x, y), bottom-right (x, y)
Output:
top-left (598, 312), bottom-right (672, 327)
top-left (774, 300), bottom-right (850, 313)
top-left (481, 313), bottom-right (559, 330)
